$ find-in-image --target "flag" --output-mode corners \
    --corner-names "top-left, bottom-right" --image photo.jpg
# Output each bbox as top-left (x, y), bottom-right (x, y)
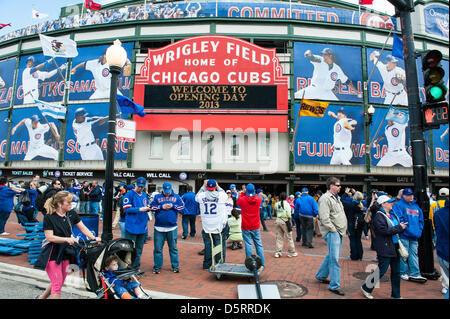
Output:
top-left (359, 0), bottom-right (374, 4)
top-left (392, 33), bottom-right (404, 60)
top-left (35, 100), bottom-right (67, 120)
top-left (0, 23), bottom-right (11, 30)
top-left (32, 10), bottom-right (49, 19)
top-left (298, 99), bottom-right (329, 117)
top-left (39, 34), bottom-right (78, 58)
top-left (117, 94), bottom-right (146, 117)
top-left (385, 106), bottom-right (409, 124)
top-left (85, 0), bottom-right (102, 10)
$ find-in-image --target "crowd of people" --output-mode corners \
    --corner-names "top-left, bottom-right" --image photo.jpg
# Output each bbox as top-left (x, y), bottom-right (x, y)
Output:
top-left (0, 174), bottom-right (448, 299)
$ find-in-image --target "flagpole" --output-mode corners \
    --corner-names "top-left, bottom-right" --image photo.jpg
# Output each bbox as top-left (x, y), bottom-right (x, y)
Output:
top-left (369, 94), bottom-right (398, 146)
top-left (290, 91), bottom-right (305, 152)
top-left (366, 27), bottom-right (394, 90)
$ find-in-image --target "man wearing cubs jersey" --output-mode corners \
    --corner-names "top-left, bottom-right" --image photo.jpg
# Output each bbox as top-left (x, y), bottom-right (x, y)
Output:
top-left (71, 50), bottom-right (130, 100)
top-left (22, 56), bottom-right (66, 104)
top-left (295, 48), bottom-right (360, 101)
top-left (328, 109), bottom-right (357, 165)
top-left (370, 52), bottom-right (408, 106)
top-left (373, 120), bottom-right (412, 167)
top-left (122, 177), bottom-right (151, 269)
top-left (11, 114), bottom-right (60, 160)
top-left (150, 182), bottom-right (184, 274)
top-left (195, 179), bottom-right (229, 270)
top-left (71, 107), bottom-right (108, 160)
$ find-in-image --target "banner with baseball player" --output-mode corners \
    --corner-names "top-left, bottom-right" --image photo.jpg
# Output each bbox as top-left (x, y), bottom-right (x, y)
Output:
top-left (366, 48), bottom-right (408, 106)
top-left (15, 53), bottom-right (68, 105)
top-left (293, 42), bottom-right (363, 103)
top-left (0, 109), bottom-right (8, 162)
top-left (64, 103), bottom-right (127, 161)
top-left (432, 124), bottom-right (449, 169)
top-left (9, 106), bottom-right (62, 161)
top-left (0, 58), bottom-right (17, 109)
top-left (69, 42), bottom-right (133, 101)
top-left (293, 103), bottom-right (365, 165)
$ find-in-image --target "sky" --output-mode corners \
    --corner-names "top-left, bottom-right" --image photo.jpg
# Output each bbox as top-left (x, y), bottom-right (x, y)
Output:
top-left (0, 0), bottom-right (395, 38)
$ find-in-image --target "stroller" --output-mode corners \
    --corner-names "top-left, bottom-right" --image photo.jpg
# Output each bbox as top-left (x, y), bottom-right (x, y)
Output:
top-left (76, 238), bottom-right (151, 299)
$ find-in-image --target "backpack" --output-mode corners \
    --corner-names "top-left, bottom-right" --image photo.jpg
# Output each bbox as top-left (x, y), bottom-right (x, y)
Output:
top-left (19, 191), bottom-right (31, 207)
top-left (354, 211), bottom-right (365, 230)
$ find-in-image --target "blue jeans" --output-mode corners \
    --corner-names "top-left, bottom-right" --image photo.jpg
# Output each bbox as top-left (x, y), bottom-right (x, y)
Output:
top-left (362, 255), bottom-right (401, 298)
top-left (348, 226), bottom-right (364, 260)
top-left (89, 201), bottom-right (100, 215)
top-left (242, 229), bottom-right (265, 266)
top-left (399, 238), bottom-right (420, 277)
top-left (124, 231), bottom-right (147, 269)
top-left (437, 255), bottom-right (449, 293)
top-left (266, 205), bottom-right (272, 219)
top-left (315, 231), bottom-right (343, 290)
top-left (153, 228), bottom-right (179, 270)
top-left (79, 201), bottom-right (89, 214)
top-left (202, 229), bottom-right (227, 269)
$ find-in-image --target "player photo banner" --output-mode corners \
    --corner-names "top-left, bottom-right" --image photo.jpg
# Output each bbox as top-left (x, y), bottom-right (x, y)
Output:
top-left (293, 104), bottom-right (365, 165)
top-left (433, 125), bottom-right (449, 169)
top-left (0, 58), bottom-right (17, 109)
top-left (64, 103), bottom-right (127, 161)
top-left (9, 107), bottom-right (62, 161)
top-left (134, 35), bottom-right (288, 113)
top-left (69, 42), bottom-right (133, 101)
top-left (293, 42), bottom-right (363, 103)
top-left (424, 4), bottom-right (449, 39)
top-left (0, 109), bottom-right (8, 162)
top-left (366, 48), bottom-right (408, 106)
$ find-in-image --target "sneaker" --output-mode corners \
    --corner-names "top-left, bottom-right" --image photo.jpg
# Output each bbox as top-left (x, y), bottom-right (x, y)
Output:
top-left (287, 252), bottom-right (298, 258)
top-left (172, 268), bottom-right (180, 273)
top-left (152, 268), bottom-right (161, 274)
top-left (274, 252), bottom-right (281, 258)
top-left (442, 287), bottom-right (448, 295)
top-left (400, 274), bottom-right (409, 281)
top-left (0, 232), bottom-right (10, 236)
top-left (181, 235), bottom-right (187, 240)
top-left (409, 275), bottom-right (427, 283)
top-left (360, 286), bottom-right (374, 299)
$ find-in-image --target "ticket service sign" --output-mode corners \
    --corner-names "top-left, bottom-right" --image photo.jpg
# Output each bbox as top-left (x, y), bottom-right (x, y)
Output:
top-left (134, 36), bottom-right (288, 132)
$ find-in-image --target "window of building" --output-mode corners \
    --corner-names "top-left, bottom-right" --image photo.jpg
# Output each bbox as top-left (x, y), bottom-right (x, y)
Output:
top-left (259, 135), bottom-right (270, 158)
top-left (178, 135), bottom-right (190, 158)
top-left (231, 135), bottom-right (240, 157)
top-left (150, 134), bottom-right (163, 157)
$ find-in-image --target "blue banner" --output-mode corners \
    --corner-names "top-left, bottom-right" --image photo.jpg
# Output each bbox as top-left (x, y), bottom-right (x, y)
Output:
top-left (424, 4), bottom-right (449, 39)
top-left (9, 107), bottom-right (62, 161)
top-left (294, 42), bottom-right (363, 103)
top-left (69, 42), bottom-right (133, 101)
top-left (433, 124), bottom-right (449, 169)
top-left (0, 109), bottom-right (8, 162)
top-left (0, 58), bottom-right (17, 109)
top-left (15, 54), bottom-right (67, 105)
top-left (366, 47), bottom-right (408, 106)
top-left (64, 103), bottom-right (127, 161)
top-left (294, 104), bottom-right (365, 165)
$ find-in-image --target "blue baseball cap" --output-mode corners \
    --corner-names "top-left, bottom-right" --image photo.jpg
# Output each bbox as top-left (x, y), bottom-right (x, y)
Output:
top-left (295, 191), bottom-right (301, 197)
top-left (206, 179), bottom-right (217, 191)
top-left (301, 187), bottom-right (309, 193)
top-left (257, 189), bottom-right (262, 194)
top-left (377, 195), bottom-right (395, 205)
top-left (386, 55), bottom-right (398, 63)
top-left (31, 114), bottom-right (40, 122)
top-left (75, 107), bottom-right (88, 117)
top-left (246, 184), bottom-right (256, 197)
top-left (321, 47), bottom-right (334, 55)
top-left (162, 182), bottom-right (172, 194)
top-left (403, 188), bottom-right (414, 196)
top-left (230, 184), bottom-right (236, 189)
top-left (136, 177), bottom-right (146, 187)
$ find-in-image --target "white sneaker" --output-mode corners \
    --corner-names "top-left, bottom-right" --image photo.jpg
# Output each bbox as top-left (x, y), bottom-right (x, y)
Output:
top-left (401, 274), bottom-right (409, 281)
top-left (274, 252), bottom-right (281, 258)
top-left (288, 252), bottom-right (298, 258)
top-left (441, 287), bottom-right (448, 295)
top-left (0, 232), bottom-right (10, 236)
top-left (360, 286), bottom-right (374, 299)
top-left (409, 275), bottom-right (427, 283)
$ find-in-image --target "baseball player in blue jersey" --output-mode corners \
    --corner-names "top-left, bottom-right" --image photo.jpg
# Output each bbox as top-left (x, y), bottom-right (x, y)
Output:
top-left (150, 182), bottom-right (184, 274)
top-left (122, 177), bottom-right (151, 269)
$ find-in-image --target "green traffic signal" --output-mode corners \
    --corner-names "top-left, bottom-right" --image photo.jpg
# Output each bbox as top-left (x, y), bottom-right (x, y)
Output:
top-left (422, 50), bottom-right (447, 103)
top-left (429, 86), bottom-right (444, 100)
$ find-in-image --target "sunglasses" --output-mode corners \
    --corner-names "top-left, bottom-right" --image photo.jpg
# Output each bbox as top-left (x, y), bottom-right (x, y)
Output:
top-left (333, 184), bottom-right (342, 187)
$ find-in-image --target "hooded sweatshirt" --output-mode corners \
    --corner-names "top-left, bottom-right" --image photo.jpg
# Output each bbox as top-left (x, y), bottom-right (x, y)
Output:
top-left (196, 186), bottom-right (228, 233)
top-left (393, 198), bottom-right (424, 240)
top-left (0, 185), bottom-right (18, 213)
top-left (237, 194), bottom-right (262, 231)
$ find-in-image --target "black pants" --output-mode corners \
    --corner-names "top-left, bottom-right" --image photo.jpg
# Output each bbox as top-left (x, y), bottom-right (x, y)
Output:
top-left (293, 216), bottom-right (301, 241)
top-left (259, 208), bottom-right (267, 231)
top-left (300, 216), bottom-right (314, 246)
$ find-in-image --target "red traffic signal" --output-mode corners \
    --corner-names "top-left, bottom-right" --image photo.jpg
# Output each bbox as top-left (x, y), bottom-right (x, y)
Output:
top-left (422, 50), bottom-right (443, 69)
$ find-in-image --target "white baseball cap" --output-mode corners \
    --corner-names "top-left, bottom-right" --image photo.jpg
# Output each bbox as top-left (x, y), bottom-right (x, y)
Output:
top-left (439, 188), bottom-right (449, 196)
top-left (377, 195), bottom-right (395, 205)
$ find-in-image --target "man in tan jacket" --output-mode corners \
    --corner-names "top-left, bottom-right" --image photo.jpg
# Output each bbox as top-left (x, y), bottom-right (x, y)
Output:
top-left (315, 177), bottom-right (347, 296)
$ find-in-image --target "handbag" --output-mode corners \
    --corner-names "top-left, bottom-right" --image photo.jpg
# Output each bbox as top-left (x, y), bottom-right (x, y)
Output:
top-left (285, 219), bottom-right (293, 233)
top-left (397, 239), bottom-right (409, 259)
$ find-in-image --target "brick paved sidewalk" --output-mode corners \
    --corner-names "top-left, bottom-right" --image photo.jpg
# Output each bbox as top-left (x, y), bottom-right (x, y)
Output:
top-left (0, 214), bottom-right (444, 299)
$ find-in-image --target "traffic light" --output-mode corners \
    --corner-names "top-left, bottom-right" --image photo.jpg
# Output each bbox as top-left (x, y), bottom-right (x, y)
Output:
top-left (421, 50), bottom-right (448, 130)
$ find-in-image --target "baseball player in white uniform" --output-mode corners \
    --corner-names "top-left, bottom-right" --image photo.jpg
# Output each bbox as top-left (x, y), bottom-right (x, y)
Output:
top-left (328, 109), bottom-right (357, 165)
top-left (295, 48), bottom-right (361, 101)
top-left (11, 115), bottom-right (60, 160)
top-left (71, 51), bottom-right (130, 100)
top-left (71, 107), bottom-right (108, 160)
top-left (22, 56), bottom-right (66, 104)
top-left (373, 120), bottom-right (412, 167)
top-left (370, 52), bottom-right (408, 106)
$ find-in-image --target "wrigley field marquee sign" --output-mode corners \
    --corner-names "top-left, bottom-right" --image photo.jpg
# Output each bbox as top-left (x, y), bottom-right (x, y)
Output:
top-left (134, 35), bottom-right (288, 114)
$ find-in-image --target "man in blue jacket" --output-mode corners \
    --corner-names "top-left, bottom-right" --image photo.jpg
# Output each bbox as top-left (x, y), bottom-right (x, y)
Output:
top-left (0, 177), bottom-right (24, 235)
top-left (150, 182), bottom-right (184, 274)
top-left (181, 185), bottom-right (199, 239)
top-left (393, 188), bottom-right (426, 283)
top-left (88, 180), bottom-right (102, 216)
top-left (297, 188), bottom-right (319, 248)
top-left (122, 177), bottom-right (151, 269)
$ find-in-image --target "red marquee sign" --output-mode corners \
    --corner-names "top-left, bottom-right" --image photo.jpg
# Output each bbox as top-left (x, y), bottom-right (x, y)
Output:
top-left (134, 35), bottom-right (288, 132)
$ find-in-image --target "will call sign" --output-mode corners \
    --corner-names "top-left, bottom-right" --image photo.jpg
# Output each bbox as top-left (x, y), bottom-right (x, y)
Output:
top-left (134, 35), bottom-right (288, 112)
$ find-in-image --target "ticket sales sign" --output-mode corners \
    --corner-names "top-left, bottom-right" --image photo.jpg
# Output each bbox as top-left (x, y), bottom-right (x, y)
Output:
top-left (134, 36), bottom-right (288, 131)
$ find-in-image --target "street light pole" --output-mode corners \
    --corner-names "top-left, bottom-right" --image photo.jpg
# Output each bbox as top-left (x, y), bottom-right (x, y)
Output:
top-left (101, 40), bottom-right (127, 243)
